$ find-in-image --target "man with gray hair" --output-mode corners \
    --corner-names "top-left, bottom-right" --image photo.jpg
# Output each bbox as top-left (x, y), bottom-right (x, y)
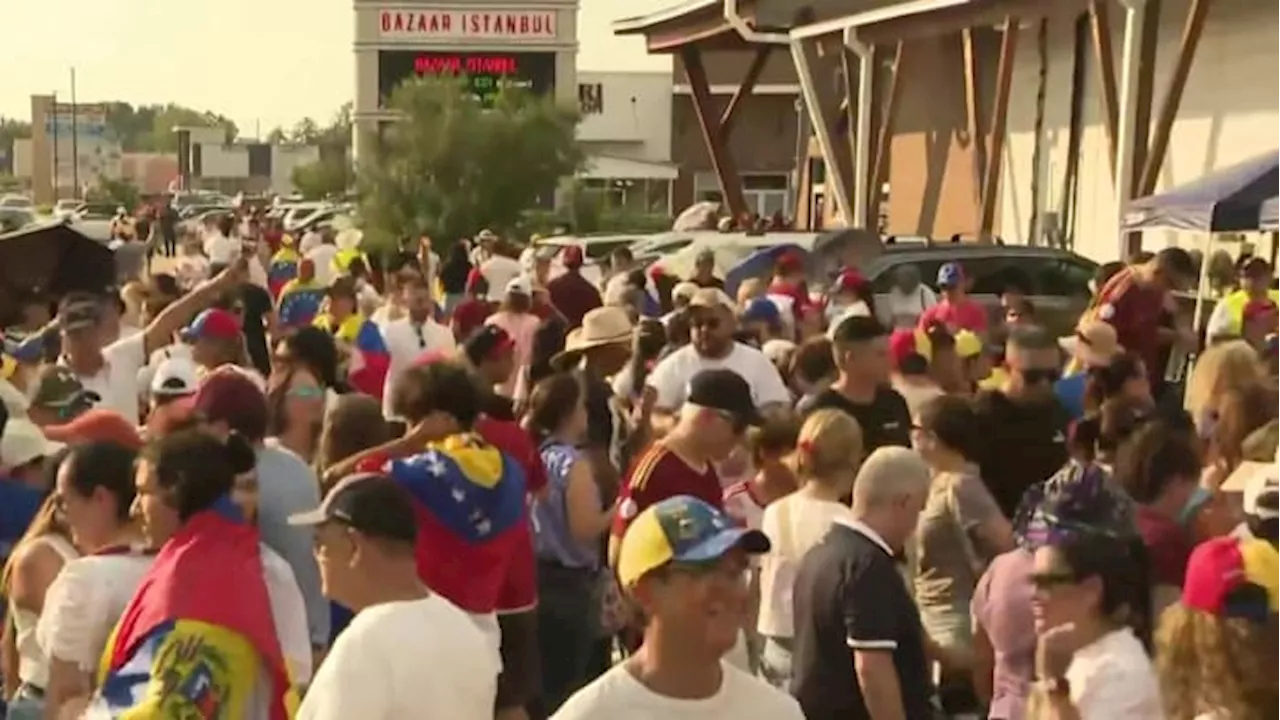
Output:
top-left (972, 324), bottom-right (1071, 517)
top-left (790, 447), bottom-right (935, 720)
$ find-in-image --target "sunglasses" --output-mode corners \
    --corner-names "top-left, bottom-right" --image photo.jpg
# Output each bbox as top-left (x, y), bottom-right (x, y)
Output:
top-left (1029, 570), bottom-right (1079, 590)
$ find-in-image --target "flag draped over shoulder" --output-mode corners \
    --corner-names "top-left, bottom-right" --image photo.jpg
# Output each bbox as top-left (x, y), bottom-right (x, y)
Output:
top-left (267, 247), bottom-right (300, 300)
top-left (314, 313), bottom-right (390, 400)
top-left (277, 280), bottom-right (325, 329)
top-left (93, 500), bottom-right (297, 720)
top-left (386, 434), bottom-right (528, 613)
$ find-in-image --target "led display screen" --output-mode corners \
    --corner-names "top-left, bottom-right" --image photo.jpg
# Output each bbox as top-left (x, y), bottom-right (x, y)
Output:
top-left (377, 50), bottom-right (556, 105)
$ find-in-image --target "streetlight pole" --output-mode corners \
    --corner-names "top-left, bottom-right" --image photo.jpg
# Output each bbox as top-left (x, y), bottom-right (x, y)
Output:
top-left (50, 92), bottom-right (59, 201)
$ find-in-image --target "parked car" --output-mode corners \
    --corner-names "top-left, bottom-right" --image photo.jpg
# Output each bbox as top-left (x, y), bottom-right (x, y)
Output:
top-left (858, 239), bottom-right (1098, 336)
top-left (0, 194), bottom-right (33, 209)
top-left (0, 207), bottom-right (37, 233)
top-left (53, 199), bottom-right (81, 220)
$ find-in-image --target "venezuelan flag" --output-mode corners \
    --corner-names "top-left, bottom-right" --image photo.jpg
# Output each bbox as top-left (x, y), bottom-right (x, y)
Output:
top-left (267, 247), bottom-right (300, 301)
top-left (314, 313), bottom-right (390, 400)
top-left (277, 279), bottom-right (325, 329)
top-left (385, 435), bottom-right (529, 613)
top-left (91, 499), bottom-right (298, 720)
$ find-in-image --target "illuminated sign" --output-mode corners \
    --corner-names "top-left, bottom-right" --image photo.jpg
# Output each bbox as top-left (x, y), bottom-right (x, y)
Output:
top-left (377, 51), bottom-right (556, 105)
top-left (378, 9), bottom-right (557, 41)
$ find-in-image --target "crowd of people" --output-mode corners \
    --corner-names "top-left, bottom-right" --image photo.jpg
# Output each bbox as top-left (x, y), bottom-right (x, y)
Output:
top-left (0, 206), bottom-right (1277, 720)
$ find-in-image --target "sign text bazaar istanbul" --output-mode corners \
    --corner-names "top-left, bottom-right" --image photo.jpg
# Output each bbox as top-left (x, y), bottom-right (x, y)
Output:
top-left (378, 9), bottom-right (557, 40)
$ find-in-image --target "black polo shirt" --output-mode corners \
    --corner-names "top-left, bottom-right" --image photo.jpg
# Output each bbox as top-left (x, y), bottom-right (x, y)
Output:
top-left (971, 389), bottom-right (1069, 518)
top-left (805, 387), bottom-right (912, 452)
top-left (790, 518), bottom-right (933, 720)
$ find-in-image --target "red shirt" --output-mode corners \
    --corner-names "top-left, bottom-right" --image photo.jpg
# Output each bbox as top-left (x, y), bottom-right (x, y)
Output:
top-left (1084, 267), bottom-right (1166, 377)
top-left (1135, 505), bottom-right (1193, 587)
top-left (452, 298), bottom-right (493, 342)
top-left (610, 443), bottom-right (722, 543)
top-left (919, 297), bottom-right (989, 334)
top-left (546, 272), bottom-right (603, 328)
top-left (475, 415), bottom-right (549, 496)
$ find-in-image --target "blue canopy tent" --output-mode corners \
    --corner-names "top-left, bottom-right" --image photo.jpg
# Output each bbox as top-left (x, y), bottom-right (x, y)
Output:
top-left (1122, 151), bottom-right (1279, 233)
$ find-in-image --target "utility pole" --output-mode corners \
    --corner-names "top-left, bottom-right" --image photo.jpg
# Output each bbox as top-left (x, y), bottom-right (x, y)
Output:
top-left (70, 67), bottom-right (80, 199)
top-left (50, 92), bottom-right (59, 201)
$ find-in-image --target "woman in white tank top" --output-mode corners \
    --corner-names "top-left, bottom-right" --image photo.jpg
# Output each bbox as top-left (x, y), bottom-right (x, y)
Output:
top-left (2, 496), bottom-right (79, 720)
top-left (38, 441), bottom-right (152, 720)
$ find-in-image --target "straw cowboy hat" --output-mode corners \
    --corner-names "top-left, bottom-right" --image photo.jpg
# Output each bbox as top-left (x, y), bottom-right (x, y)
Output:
top-left (1059, 319), bottom-right (1123, 368)
top-left (551, 306), bottom-right (633, 370)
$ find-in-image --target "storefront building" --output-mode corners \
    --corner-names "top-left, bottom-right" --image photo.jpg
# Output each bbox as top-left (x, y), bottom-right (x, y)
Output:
top-left (352, 0), bottom-right (580, 161)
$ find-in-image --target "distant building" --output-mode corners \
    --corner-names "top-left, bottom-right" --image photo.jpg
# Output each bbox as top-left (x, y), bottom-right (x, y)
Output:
top-left (173, 126), bottom-right (322, 196)
top-left (576, 70), bottom-right (678, 215)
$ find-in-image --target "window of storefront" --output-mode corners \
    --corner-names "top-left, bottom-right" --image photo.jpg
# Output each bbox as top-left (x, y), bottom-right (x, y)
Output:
top-left (581, 178), bottom-right (671, 214)
top-left (694, 172), bottom-right (790, 217)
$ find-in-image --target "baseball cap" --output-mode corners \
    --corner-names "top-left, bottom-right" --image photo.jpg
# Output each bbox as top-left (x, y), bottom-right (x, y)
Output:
top-left (889, 328), bottom-right (931, 369)
top-left (43, 409), bottom-right (143, 451)
top-left (687, 368), bottom-right (764, 428)
top-left (561, 245), bottom-right (584, 269)
top-left (1181, 536), bottom-right (1278, 622)
top-left (463, 325), bottom-right (516, 366)
top-left (616, 495), bottom-right (770, 587)
top-left (954, 329), bottom-right (984, 359)
top-left (832, 269), bottom-right (867, 294)
top-left (1059, 319), bottom-right (1123, 368)
top-left (288, 473), bottom-right (418, 544)
top-left (181, 308), bottom-right (242, 342)
top-left (27, 365), bottom-right (100, 415)
top-left (150, 356), bottom-right (200, 398)
top-left (57, 298), bottom-right (102, 332)
top-left (742, 297), bottom-right (781, 325)
top-left (937, 262), bottom-right (965, 288)
top-left (687, 287), bottom-right (735, 311)
top-left (776, 249), bottom-right (804, 273)
top-left (0, 418), bottom-right (64, 468)
top-left (505, 276), bottom-right (532, 296)
top-left (191, 367), bottom-right (268, 427)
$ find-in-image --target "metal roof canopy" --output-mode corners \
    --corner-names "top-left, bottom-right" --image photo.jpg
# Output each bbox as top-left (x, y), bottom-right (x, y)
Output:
top-left (612, 0), bottom-right (786, 52)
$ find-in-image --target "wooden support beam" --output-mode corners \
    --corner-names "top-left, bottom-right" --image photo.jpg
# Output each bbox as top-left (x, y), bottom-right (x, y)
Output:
top-left (841, 45), bottom-right (862, 221)
top-left (1138, 0), bottom-right (1212, 196)
top-left (979, 16), bottom-right (1019, 239)
top-left (962, 28), bottom-right (986, 205)
top-left (1089, 0), bottom-right (1120, 175)
top-left (1130, 0), bottom-right (1161, 196)
top-left (870, 42), bottom-right (904, 227)
top-left (682, 47), bottom-right (749, 219)
top-left (719, 46), bottom-right (771, 140)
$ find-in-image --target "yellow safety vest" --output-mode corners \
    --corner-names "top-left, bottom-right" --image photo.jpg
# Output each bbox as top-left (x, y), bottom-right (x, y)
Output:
top-left (1221, 289), bottom-right (1280, 335)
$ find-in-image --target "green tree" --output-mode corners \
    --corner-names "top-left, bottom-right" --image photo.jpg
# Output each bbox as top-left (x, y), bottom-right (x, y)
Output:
top-left (318, 102), bottom-right (353, 148)
top-left (290, 117), bottom-right (321, 144)
top-left (291, 156), bottom-right (352, 200)
top-left (87, 177), bottom-right (140, 211)
top-left (102, 103), bottom-right (237, 152)
top-left (265, 126), bottom-right (289, 144)
top-left (357, 77), bottom-right (582, 252)
top-left (0, 117), bottom-right (32, 146)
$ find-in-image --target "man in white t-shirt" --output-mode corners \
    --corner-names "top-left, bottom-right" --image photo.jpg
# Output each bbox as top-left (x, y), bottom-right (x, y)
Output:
top-left (53, 267), bottom-right (240, 422)
top-left (380, 275), bottom-right (456, 418)
top-left (202, 215), bottom-right (240, 268)
top-left (290, 474), bottom-right (500, 720)
top-left (643, 288), bottom-right (791, 423)
top-left (305, 235), bottom-right (340, 287)
top-left (553, 495), bottom-right (803, 720)
top-left (480, 251), bottom-right (523, 303)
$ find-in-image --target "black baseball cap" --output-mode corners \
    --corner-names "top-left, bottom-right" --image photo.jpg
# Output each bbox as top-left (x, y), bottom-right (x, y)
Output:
top-left (687, 368), bottom-right (764, 427)
top-left (464, 325), bottom-right (516, 365)
top-left (288, 473), bottom-right (418, 544)
top-left (57, 297), bottom-right (102, 332)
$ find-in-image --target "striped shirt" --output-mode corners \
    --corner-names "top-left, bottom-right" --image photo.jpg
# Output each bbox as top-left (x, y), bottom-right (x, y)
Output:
top-left (609, 443), bottom-right (721, 552)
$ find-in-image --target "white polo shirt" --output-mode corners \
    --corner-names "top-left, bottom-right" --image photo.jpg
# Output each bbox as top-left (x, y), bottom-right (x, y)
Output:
top-left (62, 334), bottom-right (148, 422)
top-left (381, 317), bottom-right (455, 418)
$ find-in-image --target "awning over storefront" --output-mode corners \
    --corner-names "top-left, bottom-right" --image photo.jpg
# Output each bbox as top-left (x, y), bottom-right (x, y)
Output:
top-left (580, 155), bottom-right (680, 180)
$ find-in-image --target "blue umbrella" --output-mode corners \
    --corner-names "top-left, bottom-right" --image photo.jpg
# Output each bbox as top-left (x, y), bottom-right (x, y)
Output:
top-left (724, 243), bottom-right (808, 299)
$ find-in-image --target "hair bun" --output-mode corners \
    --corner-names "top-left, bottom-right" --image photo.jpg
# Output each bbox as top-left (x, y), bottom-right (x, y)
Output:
top-left (224, 432), bottom-right (257, 475)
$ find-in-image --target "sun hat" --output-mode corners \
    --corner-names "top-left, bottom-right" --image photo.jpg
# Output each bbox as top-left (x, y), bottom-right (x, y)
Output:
top-left (1058, 319), bottom-right (1123, 368)
top-left (551, 306), bottom-right (633, 370)
top-left (616, 495), bottom-right (770, 587)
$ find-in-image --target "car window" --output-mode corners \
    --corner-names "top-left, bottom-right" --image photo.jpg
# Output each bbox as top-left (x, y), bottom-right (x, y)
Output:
top-left (1033, 258), bottom-right (1095, 297)
top-left (869, 258), bottom-right (944, 293)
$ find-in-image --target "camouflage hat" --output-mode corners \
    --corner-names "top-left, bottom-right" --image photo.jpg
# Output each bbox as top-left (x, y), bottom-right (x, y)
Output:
top-left (28, 365), bottom-right (100, 417)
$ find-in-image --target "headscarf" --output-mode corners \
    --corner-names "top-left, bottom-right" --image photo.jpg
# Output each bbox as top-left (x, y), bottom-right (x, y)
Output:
top-left (1013, 460), bottom-right (1138, 549)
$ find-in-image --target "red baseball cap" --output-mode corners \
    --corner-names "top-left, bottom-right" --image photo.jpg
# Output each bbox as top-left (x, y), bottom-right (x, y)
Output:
top-left (888, 328), bottom-right (930, 369)
top-left (832, 269), bottom-right (867, 294)
top-left (777, 250), bottom-right (805, 272)
top-left (462, 325), bottom-right (515, 366)
top-left (181, 308), bottom-right (242, 342)
top-left (561, 245), bottom-right (584, 269)
top-left (44, 409), bottom-right (144, 451)
top-left (1181, 536), bottom-right (1278, 621)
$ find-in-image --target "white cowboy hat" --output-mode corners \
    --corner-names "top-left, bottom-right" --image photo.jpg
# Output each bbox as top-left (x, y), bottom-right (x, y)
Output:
top-left (1059, 319), bottom-right (1123, 368)
top-left (551, 306), bottom-right (633, 370)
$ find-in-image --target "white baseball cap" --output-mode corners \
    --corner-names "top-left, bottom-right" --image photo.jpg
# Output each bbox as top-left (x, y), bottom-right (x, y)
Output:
top-left (1, 418), bottom-right (64, 469)
top-left (505, 276), bottom-right (533, 296)
top-left (150, 356), bottom-right (200, 398)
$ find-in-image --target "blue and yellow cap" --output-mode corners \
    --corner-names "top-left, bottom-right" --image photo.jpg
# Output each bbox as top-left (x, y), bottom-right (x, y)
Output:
top-left (617, 495), bottom-right (770, 587)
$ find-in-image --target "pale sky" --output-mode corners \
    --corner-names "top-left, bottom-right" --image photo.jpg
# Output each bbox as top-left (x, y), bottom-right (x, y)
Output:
top-left (1, 0), bottom-right (673, 137)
